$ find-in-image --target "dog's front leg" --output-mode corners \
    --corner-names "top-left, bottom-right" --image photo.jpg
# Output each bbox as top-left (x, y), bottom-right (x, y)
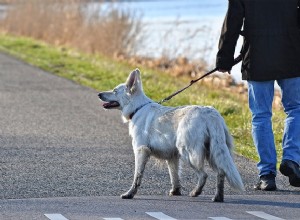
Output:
top-left (167, 157), bottom-right (181, 196)
top-left (121, 146), bottom-right (151, 199)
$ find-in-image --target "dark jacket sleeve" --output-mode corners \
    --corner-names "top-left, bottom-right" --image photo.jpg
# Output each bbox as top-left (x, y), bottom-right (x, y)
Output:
top-left (298, 0), bottom-right (300, 28)
top-left (216, 0), bottom-right (244, 70)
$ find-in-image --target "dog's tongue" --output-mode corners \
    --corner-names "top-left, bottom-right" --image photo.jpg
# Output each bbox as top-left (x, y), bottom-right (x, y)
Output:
top-left (102, 101), bottom-right (119, 109)
top-left (103, 102), bottom-right (110, 108)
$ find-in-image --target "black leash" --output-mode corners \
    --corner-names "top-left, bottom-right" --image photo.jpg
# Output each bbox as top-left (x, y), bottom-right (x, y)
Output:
top-left (158, 55), bottom-right (243, 104)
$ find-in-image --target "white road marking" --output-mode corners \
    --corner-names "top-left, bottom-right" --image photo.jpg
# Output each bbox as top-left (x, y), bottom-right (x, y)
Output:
top-left (146, 212), bottom-right (177, 220)
top-left (209, 217), bottom-right (233, 220)
top-left (43, 211), bottom-right (286, 220)
top-left (103, 218), bottom-right (124, 220)
top-left (44, 214), bottom-right (69, 220)
top-left (247, 211), bottom-right (285, 220)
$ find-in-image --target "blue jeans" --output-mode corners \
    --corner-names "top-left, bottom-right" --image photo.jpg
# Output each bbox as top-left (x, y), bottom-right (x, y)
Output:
top-left (248, 77), bottom-right (300, 176)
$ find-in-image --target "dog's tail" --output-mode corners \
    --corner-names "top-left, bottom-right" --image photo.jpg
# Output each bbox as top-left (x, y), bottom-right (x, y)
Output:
top-left (209, 120), bottom-right (245, 192)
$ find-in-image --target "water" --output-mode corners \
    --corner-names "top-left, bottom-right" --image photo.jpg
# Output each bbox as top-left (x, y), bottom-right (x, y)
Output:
top-left (0, 4), bottom-right (8, 20)
top-left (116, 0), bottom-right (227, 19)
top-left (106, 0), bottom-right (243, 82)
top-left (113, 0), bottom-right (227, 58)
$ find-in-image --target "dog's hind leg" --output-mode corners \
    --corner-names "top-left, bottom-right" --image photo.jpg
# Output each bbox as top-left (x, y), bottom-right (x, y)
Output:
top-left (185, 148), bottom-right (208, 197)
top-left (121, 146), bottom-right (151, 199)
top-left (212, 171), bottom-right (225, 202)
top-left (167, 156), bottom-right (181, 196)
top-left (189, 168), bottom-right (208, 197)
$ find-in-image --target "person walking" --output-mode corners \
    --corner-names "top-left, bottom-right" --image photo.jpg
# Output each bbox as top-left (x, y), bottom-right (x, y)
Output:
top-left (216, 0), bottom-right (300, 190)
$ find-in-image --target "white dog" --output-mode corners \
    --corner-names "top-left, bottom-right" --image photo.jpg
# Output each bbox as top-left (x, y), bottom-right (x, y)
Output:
top-left (98, 69), bottom-right (244, 202)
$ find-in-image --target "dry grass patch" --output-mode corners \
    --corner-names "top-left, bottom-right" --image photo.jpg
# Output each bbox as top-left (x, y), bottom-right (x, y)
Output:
top-left (0, 0), bottom-right (143, 57)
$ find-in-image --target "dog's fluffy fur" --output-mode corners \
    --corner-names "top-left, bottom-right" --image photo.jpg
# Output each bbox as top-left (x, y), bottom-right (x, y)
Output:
top-left (98, 69), bottom-right (244, 202)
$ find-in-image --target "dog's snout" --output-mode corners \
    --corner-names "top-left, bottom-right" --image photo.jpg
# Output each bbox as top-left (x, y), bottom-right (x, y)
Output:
top-left (98, 93), bottom-right (102, 99)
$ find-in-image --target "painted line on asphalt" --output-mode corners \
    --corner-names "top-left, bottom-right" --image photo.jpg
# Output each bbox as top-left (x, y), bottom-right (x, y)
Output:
top-left (146, 212), bottom-right (177, 220)
top-left (43, 211), bottom-right (286, 220)
top-left (247, 211), bottom-right (285, 220)
top-left (44, 214), bottom-right (69, 220)
top-left (103, 218), bottom-right (124, 220)
top-left (209, 217), bottom-right (233, 220)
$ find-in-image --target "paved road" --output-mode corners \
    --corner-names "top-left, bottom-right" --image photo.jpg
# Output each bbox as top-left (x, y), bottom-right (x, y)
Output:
top-left (0, 52), bottom-right (299, 218)
top-left (0, 195), bottom-right (299, 220)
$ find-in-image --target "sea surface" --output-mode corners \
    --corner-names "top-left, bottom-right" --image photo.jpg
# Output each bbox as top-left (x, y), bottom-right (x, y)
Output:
top-left (103, 0), bottom-right (243, 81)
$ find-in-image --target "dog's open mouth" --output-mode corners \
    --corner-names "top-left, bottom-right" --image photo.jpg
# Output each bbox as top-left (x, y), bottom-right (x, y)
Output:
top-left (103, 101), bottom-right (120, 109)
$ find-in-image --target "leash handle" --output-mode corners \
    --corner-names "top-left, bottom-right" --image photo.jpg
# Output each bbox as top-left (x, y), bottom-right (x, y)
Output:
top-left (158, 55), bottom-right (242, 104)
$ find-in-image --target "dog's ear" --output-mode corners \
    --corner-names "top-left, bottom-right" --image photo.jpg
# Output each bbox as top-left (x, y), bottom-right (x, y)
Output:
top-left (126, 68), bottom-right (141, 94)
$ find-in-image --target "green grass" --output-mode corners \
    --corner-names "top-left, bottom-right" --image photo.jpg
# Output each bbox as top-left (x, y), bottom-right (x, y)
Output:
top-left (0, 34), bottom-right (286, 165)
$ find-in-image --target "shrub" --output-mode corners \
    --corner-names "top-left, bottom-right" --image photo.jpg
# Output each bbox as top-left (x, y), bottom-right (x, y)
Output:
top-left (0, 0), bottom-right (143, 57)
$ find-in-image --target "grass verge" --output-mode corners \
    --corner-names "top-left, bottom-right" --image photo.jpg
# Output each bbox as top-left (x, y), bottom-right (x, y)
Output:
top-left (0, 34), bottom-right (286, 165)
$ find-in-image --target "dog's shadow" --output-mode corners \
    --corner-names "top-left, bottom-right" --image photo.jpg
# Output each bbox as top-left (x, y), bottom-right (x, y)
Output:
top-left (227, 199), bottom-right (300, 208)
top-left (134, 191), bottom-right (300, 209)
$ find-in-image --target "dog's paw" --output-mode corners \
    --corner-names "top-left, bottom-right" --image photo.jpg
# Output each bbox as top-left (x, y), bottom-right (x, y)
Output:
top-left (189, 191), bottom-right (199, 197)
top-left (120, 193), bottom-right (134, 199)
top-left (189, 189), bottom-right (201, 197)
top-left (169, 188), bottom-right (181, 196)
top-left (212, 195), bottom-right (224, 202)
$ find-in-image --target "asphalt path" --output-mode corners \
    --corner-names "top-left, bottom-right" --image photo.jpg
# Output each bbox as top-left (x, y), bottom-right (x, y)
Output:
top-left (0, 52), bottom-right (299, 218)
top-left (0, 195), bottom-right (299, 220)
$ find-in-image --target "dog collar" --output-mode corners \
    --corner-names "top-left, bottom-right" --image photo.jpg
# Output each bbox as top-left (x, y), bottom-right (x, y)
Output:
top-left (129, 102), bottom-right (151, 120)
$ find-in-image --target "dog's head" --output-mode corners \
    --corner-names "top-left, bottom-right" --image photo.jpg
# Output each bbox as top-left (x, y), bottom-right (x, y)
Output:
top-left (98, 69), bottom-right (145, 116)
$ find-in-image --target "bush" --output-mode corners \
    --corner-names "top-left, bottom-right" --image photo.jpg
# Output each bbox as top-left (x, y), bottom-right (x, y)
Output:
top-left (0, 0), bottom-right (143, 57)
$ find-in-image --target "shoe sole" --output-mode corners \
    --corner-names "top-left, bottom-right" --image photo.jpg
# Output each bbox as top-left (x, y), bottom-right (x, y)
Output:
top-left (280, 164), bottom-right (300, 187)
top-left (261, 186), bottom-right (277, 191)
top-left (254, 186), bottom-right (277, 191)
top-left (254, 182), bottom-right (276, 191)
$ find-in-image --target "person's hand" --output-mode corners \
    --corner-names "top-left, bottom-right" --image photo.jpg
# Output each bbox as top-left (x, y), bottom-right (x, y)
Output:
top-left (218, 69), bottom-right (231, 74)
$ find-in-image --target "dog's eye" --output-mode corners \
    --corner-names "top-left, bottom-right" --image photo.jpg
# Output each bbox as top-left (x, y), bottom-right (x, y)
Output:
top-left (113, 89), bottom-right (117, 94)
